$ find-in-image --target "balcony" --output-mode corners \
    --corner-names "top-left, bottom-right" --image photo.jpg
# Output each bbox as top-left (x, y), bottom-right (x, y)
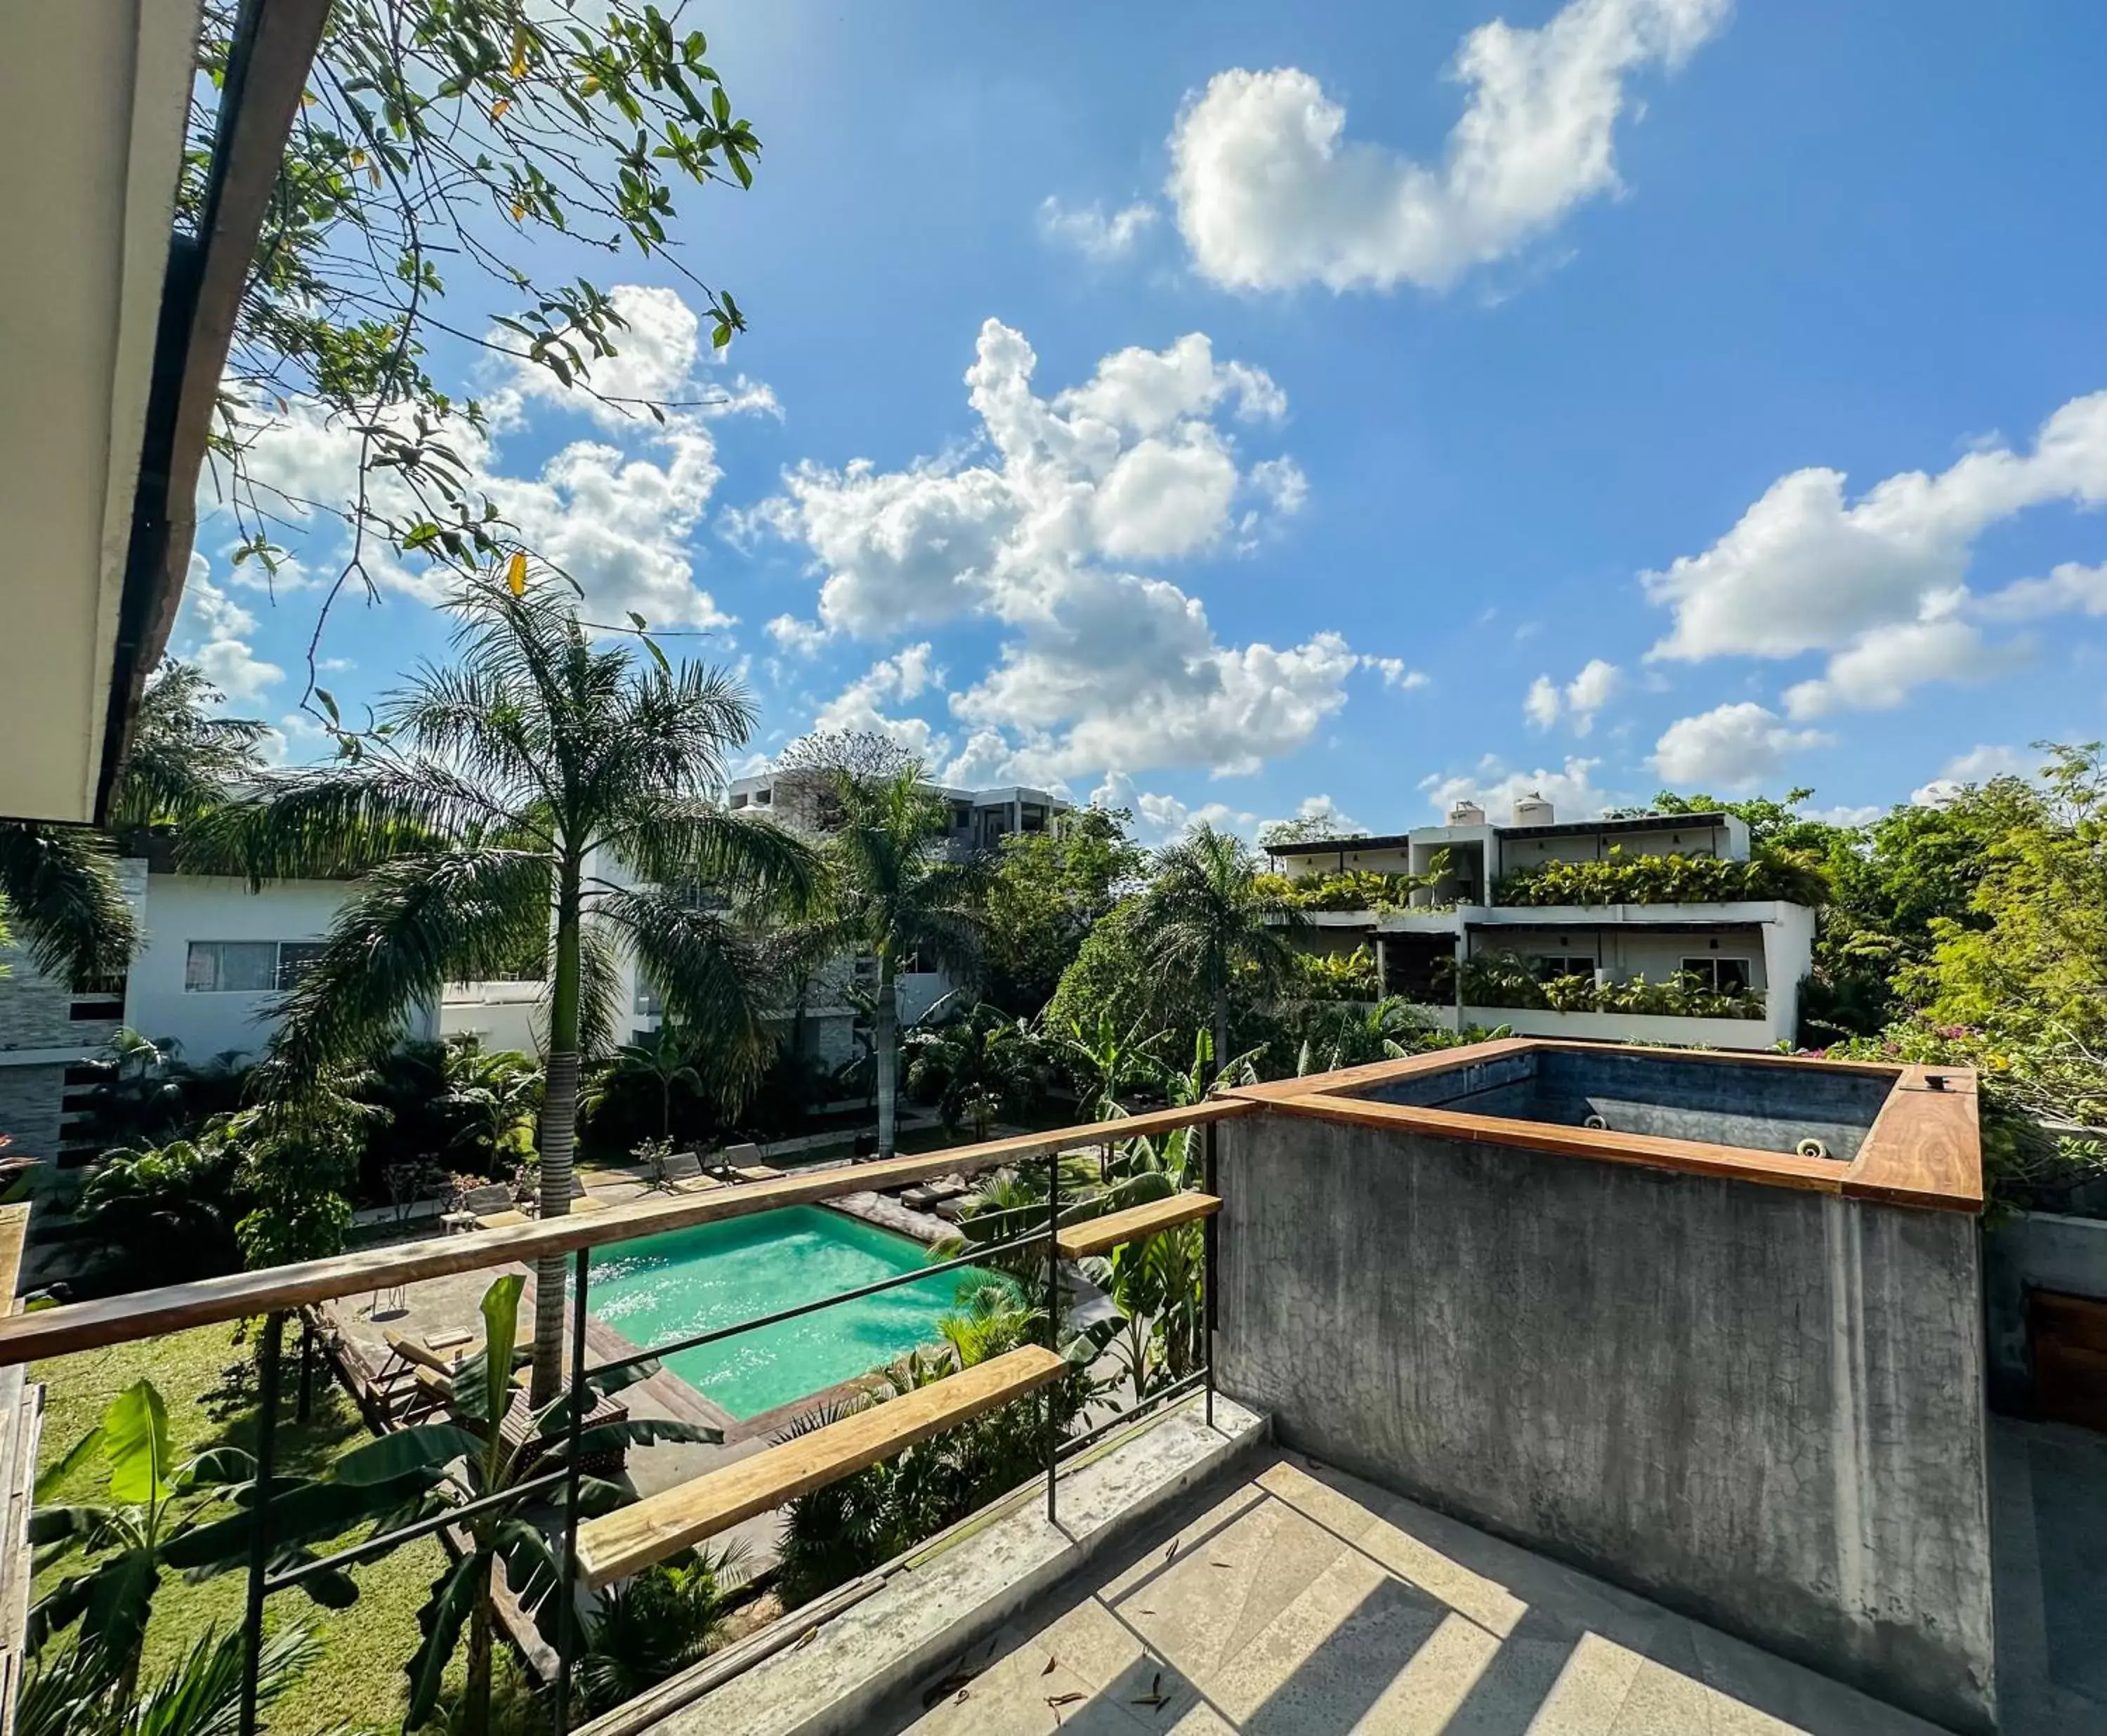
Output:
top-left (0, 1043), bottom-right (2098, 1735)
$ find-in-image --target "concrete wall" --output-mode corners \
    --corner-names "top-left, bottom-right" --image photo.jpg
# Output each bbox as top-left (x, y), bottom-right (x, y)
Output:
top-left (1216, 1108), bottom-right (1996, 1733)
top-left (1983, 1209), bottom-right (2107, 1411)
top-left (440, 982), bottom-right (545, 1055)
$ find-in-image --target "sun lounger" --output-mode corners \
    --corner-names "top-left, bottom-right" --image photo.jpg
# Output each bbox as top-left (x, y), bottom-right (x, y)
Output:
top-left (654, 1151), bottom-right (704, 1188)
top-left (442, 1182), bottom-right (516, 1234)
top-left (729, 1164), bottom-right (785, 1183)
top-left (674, 1173), bottom-right (726, 1193)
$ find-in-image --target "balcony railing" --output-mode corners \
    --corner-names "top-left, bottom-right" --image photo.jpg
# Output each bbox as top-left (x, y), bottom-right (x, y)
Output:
top-left (0, 1100), bottom-right (1248, 1736)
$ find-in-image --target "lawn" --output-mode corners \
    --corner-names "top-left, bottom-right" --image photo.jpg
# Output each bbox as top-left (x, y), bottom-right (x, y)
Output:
top-left (32, 1321), bottom-right (447, 1733)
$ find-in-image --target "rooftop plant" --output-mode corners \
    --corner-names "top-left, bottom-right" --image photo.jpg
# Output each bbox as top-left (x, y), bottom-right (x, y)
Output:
top-left (1493, 846), bottom-right (1828, 909)
top-left (1458, 950), bottom-right (1766, 1020)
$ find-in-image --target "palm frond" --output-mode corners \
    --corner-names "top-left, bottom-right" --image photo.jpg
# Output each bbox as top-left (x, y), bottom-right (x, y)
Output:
top-left (598, 887), bottom-right (777, 1107)
top-left (0, 825), bottom-right (138, 979)
top-left (177, 764), bottom-right (502, 884)
top-left (264, 848), bottom-right (553, 1081)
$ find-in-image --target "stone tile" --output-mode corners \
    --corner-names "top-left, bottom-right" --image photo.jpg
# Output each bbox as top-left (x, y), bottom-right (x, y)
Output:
top-left (1115, 1498), bottom-right (1353, 1684)
top-left (1440, 1631), bottom-right (1582, 1736)
top-left (1100, 1481), bottom-right (1272, 1605)
top-left (1202, 1551), bottom-right (1442, 1728)
top-left (1525, 1632), bottom-right (1645, 1736)
top-left (1349, 1609), bottom-right (1504, 1734)
top-left (1606, 1659), bottom-right (1734, 1735)
top-left (1681, 1622), bottom-right (1943, 1736)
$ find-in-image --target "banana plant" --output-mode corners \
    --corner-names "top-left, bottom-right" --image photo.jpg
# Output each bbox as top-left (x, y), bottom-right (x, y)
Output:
top-left (159, 1275), bottom-right (720, 1736)
top-left (18, 1621), bottom-right (333, 1736)
top-left (26, 1383), bottom-right (284, 1702)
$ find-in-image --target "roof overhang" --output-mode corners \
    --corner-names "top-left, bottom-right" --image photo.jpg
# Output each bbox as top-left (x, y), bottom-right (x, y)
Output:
top-left (0, 0), bottom-right (327, 827)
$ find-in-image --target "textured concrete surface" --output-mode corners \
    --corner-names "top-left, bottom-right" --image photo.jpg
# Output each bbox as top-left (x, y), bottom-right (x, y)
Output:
top-left (1989, 1414), bottom-right (2107, 1734)
top-left (884, 1449), bottom-right (1950, 1736)
top-left (625, 1395), bottom-right (1270, 1736)
top-left (1216, 1112), bottom-right (1995, 1733)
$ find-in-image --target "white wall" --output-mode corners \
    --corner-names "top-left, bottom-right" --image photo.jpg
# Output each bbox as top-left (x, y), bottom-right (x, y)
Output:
top-left (128, 874), bottom-right (365, 1062)
top-left (440, 982), bottom-right (545, 1055)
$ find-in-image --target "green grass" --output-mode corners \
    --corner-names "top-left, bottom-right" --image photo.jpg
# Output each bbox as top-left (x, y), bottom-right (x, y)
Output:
top-left (33, 1322), bottom-right (448, 1734)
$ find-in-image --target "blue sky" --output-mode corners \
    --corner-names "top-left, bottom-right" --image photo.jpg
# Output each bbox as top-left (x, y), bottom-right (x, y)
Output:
top-left (178, 0), bottom-right (2107, 839)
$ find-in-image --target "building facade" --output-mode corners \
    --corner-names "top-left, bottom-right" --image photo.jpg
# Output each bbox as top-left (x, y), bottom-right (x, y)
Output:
top-left (1266, 798), bottom-right (1817, 1051)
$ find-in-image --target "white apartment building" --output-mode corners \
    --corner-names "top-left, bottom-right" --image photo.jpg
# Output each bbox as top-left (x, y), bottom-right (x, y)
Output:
top-left (1266, 797), bottom-right (1818, 1051)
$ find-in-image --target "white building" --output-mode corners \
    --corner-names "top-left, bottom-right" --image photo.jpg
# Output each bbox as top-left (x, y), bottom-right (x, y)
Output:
top-left (1266, 798), bottom-right (1818, 1051)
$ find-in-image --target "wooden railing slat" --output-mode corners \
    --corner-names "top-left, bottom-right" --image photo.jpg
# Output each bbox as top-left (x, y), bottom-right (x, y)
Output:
top-left (0, 1101), bottom-right (1253, 1366)
top-left (1056, 1194), bottom-right (1221, 1260)
top-left (573, 1343), bottom-right (1065, 1587)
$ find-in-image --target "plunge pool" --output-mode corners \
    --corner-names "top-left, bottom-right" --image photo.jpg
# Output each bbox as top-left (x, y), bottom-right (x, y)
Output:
top-left (584, 1204), bottom-right (1002, 1419)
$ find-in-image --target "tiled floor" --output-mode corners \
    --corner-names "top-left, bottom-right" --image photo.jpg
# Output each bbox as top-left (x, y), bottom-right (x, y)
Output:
top-left (895, 1451), bottom-right (1951, 1736)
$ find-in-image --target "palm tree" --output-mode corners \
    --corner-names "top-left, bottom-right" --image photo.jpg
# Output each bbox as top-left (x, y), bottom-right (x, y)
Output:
top-left (106, 659), bottom-right (271, 828)
top-left (186, 579), bottom-right (818, 1400)
top-left (603, 1024), bottom-right (705, 1140)
top-left (791, 768), bottom-right (985, 1160)
top-left (1132, 824), bottom-right (1301, 1085)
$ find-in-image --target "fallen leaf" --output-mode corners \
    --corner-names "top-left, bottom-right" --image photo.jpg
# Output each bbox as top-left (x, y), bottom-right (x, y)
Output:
top-left (919, 1671), bottom-right (976, 1710)
top-left (1047, 1692), bottom-right (1085, 1706)
top-left (1164, 1539), bottom-right (1180, 1562)
top-left (1041, 1656), bottom-right (1057, 1675)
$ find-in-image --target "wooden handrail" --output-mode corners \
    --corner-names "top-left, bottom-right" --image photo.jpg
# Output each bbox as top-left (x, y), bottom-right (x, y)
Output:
top-left (0, 1100), bottom-right (1254, 1365)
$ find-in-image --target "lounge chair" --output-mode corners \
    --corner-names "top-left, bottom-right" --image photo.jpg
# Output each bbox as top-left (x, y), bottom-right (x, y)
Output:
top-left (442, 1183), bottom-right (522, 1234)
top-left (655, 1150), bottom-right (704, 1189)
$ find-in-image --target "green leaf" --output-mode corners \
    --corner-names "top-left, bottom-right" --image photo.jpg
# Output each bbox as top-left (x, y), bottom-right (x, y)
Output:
top-left (407, 1551), bottom-right (487, 1728)
top-left (325, 1424), bottom-right (480, 1487)
top-left (315, 688), bottom-right (341, 724)
top-left (77, 1547), bottom-right (161, 1667)
top-left (479, 1274), bottom-right (525, 1433)
top-left (35, 1424), bottom-right (105, 1504)
top-left (103, 1383), bottom-right (173, 1508)
top-left (626, 610), bottom-right (648, 631)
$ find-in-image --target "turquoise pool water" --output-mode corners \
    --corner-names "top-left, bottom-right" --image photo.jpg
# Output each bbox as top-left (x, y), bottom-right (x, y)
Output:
top-left (584, 1206), bottom-right (999, 1419)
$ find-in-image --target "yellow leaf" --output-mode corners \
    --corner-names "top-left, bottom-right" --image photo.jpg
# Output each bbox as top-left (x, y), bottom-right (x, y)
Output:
top-left (506, 552), bottom-right (528, 596)
top-left (490, 98), bottom-right (511, 121)
top-left (511, 53), bottom-right (528, 79)
top-left (511, 203), bottom-right (527, 223)
top-left (350, 147), bottom-right (366, 168)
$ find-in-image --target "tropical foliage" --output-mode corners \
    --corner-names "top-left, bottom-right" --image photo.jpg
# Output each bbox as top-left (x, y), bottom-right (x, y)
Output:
top-left (902, 1004), bottom-right (1046, 1139)
top-left (977, 807), bottom-right (1145, 1015)
top-left (1457, 951), bottom-right (1766, 1020)
top-left (185, 577), bottom-right (814, 1398)
top-left (784, 765), bottom-right (985, 1159)
top-left (577, 1543), bottom-right (749, 1715)
top-left (1493, 845), bottom-right (1828, 909)
top-left (1251, 868), bottom-right (1422, 913)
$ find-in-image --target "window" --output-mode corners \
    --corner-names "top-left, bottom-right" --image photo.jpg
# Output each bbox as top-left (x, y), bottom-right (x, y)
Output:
top-left (1534, 954), bottom-right (1596, 981)
top-left (185, 941), bottom-right (326, 993)
top-left (275, 943), bottom-right (329, 990)
top-left (1681, 956), bottom-right (1752, 992)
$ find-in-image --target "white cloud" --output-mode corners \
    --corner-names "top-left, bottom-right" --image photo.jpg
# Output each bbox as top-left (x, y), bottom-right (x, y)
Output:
top-left (219, 284), bottom-right (768, 636)
top-left (1523, 659), bottom-right (1620, 733)
top-left (766, 614), bottom-right (829, 656)
top-left (1780, 615), bottom-right (2027, 718)
top-left (1978, 560), bottom-right (2107, 622)
top-left (1249, 455), bottom-right (1309, 518)
top-left (1364, 656), bottom-right (1429, 690)
top-left (174, 563), bottom-right (284, 704)
top-left (1166, 0), bottom-right (1728, 295)
top-left (813, 644), bottom-right (947, 763)
top-left (1645, 391), bottom-right (2107, 665)
top-left (1037, 196), bottom-right (1160, 262)
top-left (754, 319), bottom-right (1346, 782)
top-left (1649, 702), bottom-right (1830, 790)
top-left (1259, 794), bottom-right (1365, 839)
top-left (1088, 770), bottom-right (1254, 843)
top-left (1800, 803), bottom-right (1886, 828)
top-left (1910, 744), bottom-right (2036, 807)
top-left (1420, 754), bottom-right (1610, 821)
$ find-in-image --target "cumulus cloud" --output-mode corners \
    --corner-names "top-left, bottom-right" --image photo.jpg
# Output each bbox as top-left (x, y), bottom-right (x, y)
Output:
top-left (1649, 703), bottom-right (1830, 789)
top-left (1258, 794), bottom-right (1366, 840)
top-left (1910, 744), bottom-right (2037, 807)
top-left (766, 614), bottom-right (829, 656)
top-left (1089, 770), bottom-right (1254, 843)
top-left (1419, 755), bottom-right (1610, 821)
top-left (1037, 196), bottom-right (1160, 262)
top-left (1781, 614), bottom-right (2027, 718)
top-left (1978, 560), bottom-right (2107, 622)
top-left (1645, 391), bottom-right (2107, 669)
top-left (754, 319), bottom-right (1344, 782)
top-left (174, 562), bottom-right (284, 704)
top-left (220, 284), bottom-right (766, 634)
top-left (1524, 658), bottom-right (1620, 733)
top-left (1364, 656), bottom-right (1429, 690)
top-left (1167, 0), bottom-right (1729, 294)
top-left (813, 644), bottom-right (947, 763)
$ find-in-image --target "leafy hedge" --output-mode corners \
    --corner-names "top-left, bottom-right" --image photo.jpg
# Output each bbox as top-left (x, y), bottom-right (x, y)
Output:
top-left (1252, 869), bottom-right (1449, 914)
top-left (1458, 949), bottom-right (1766, 1020)
top-left (1493, 846), bottom-right (1827, 908)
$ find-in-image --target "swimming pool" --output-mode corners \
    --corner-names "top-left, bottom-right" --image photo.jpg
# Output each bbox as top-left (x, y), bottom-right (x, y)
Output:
top-left (584, 1205), bottom-right (1003, 1419)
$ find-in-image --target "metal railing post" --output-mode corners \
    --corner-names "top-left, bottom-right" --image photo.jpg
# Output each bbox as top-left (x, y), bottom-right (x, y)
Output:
top-left (1044, 1145), bottom-right (1059, 1524)
top-left (295, 1312), bottom-right (315, 1423)
top-left (554, 1246), bottom-right (591, 1736)
top-left (239, 1310), bottom-right (285, 1736)
top-left (1202, 1119), bottom-right (1219, 1430)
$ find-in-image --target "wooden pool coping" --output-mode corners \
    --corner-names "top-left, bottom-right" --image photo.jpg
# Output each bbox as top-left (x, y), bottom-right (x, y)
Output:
top-left (1223, 1039), bottom-right (1982, 1214)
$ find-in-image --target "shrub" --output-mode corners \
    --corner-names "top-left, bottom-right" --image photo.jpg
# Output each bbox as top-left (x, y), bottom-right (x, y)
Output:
top-left (76, 1133), bottom-right (244, 1285)
top-left (1457, 950), bottom-right (1765, 1020)
top-left (1494, 846), bottom-right (1828, 909)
